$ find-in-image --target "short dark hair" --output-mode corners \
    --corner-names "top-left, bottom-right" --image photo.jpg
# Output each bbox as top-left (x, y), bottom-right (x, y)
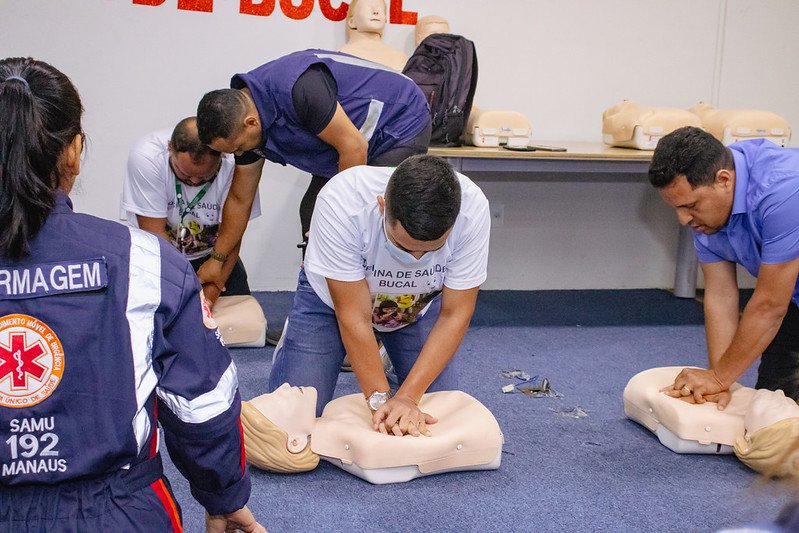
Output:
top-left (171, 116), bottom-right (220, 163)
top-left (648, 126), bottom-right (733, 189)
top-left (0, 57), bottom-right (83, 260)
top-left (196, 89), bottom-right (249, 145)
top-left (385, 155), bottom-right (461, 241)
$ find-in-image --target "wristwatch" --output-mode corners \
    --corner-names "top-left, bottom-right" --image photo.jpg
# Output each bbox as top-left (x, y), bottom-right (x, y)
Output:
top-left (366, 390), bottom-right (390, 412)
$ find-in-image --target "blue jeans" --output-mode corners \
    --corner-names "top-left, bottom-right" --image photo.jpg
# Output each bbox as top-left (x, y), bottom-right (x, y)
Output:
top-left (268, 269), bottom-right (459, 416)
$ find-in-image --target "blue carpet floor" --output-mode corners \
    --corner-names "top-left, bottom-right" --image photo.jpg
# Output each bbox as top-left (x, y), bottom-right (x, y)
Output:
top-left (163, 290), bottom-right (795, 532)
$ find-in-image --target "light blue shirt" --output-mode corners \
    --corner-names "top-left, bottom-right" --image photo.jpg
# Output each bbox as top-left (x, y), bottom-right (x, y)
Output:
top-left (694, 139), bottom-right (799, 304)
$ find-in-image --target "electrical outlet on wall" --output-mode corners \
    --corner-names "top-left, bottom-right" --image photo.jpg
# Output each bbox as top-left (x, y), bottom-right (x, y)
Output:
top-left (490, 203), bottom-right (504, 227)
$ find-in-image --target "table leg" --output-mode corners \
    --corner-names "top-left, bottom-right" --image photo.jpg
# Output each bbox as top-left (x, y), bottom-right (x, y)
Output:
top-left (446, 157), bottom-right (463, 173)
top-left (673, 225), bottom-right (698, 298)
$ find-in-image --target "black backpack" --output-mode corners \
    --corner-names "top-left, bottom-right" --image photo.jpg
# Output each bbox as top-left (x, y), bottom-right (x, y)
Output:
top-left (402, 34), bottom-right (478, 147)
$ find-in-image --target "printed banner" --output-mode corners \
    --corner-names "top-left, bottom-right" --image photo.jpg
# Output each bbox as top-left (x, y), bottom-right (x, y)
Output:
top-left (132, 0), bottom-right (418, 24)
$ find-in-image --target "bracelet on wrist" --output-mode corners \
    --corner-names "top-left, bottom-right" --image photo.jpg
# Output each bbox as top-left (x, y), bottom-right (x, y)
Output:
top-left (209, 249), bottom-right (228, 263)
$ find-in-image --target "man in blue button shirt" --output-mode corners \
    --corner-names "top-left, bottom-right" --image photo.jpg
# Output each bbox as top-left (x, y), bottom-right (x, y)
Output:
top-left (649, 126), bottom-right (799, 407)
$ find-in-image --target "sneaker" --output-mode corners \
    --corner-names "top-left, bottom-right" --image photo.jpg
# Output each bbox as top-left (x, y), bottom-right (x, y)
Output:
top-left (341, 354), bottom-right (353, 372)
top-left (266, 324), bottom-right (284, 347)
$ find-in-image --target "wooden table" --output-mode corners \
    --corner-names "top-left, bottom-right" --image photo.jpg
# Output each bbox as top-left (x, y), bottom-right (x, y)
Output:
top-left (429, 142), bottom-right (652, 174)
top-left (428, 143), bottom-right (699, 298)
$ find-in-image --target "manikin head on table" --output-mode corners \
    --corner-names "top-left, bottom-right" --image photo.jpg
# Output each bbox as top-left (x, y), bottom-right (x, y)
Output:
top-left (415, 15), bottom-right (450, 46)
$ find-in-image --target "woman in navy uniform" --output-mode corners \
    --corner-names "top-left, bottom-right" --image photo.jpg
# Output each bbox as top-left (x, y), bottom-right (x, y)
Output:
top-left (0, 58), bottom-right (265, 532)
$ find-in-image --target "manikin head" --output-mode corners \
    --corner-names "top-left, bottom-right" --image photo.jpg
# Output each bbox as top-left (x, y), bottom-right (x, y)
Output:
top-left (649, 126), bottom-right (736, 235)
top-left (240, 383), bottom-right (319, 473)
top-left (377, 155), bottom-right (461, 260)
top-left (346, 0), bottom-right (387, 35)
top-left (168, 117), bottom-right (222, 187)
top-left (734, 388), bottom-right (799, 477)
top-left (415, 15), bottom-right (450, 46)
top-left (196, 89), bottom-right (262, 156)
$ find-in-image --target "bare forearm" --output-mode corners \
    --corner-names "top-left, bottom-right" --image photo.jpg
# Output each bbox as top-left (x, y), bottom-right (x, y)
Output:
top-left (218, 241), bottom-right (242, 288)
top-left (317, 103), bottom-right (368, 173)
top-left (704, 290), bottom-right (739, 367)
top-left (397, 312), bottom-right (470, 403)
top-left (215, 197), bottom-right (252, 256)
top-left (339, 319), bottom-right (389, 395)
top-left (136, 215), bottom-right (170, 243)
top-left (714, 296), bottom-right (788, 386)
top-left (337, 144), bottom-right (367, 173)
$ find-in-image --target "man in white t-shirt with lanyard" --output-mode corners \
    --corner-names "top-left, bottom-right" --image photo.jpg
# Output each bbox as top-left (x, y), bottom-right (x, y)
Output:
top-left (268, 155), bottom-right (491, 436)
top-left (123, 117), bottom-right (261, 305)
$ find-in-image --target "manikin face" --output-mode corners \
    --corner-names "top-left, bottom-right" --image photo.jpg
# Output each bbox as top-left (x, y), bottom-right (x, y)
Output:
top-left (169, 151), bottom-right (221, 187)
top-left (658, 173), bottom-right (734, 235)
top-left (348, 0), bottom-right (387, 33)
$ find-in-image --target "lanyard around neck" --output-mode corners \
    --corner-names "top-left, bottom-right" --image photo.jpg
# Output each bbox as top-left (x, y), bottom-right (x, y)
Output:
top-left (175, 179), bottom-right (211, 223)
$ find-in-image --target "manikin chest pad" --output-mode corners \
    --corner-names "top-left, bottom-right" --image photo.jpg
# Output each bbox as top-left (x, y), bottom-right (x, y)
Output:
top-left (212, 295), bottom-right (267, 348)
top-left (624, 367), bottom-right (799, 474)
top-left (624, 366), bottom-right (754, 454)
top-left (313, 390), bottom-right (504, 484)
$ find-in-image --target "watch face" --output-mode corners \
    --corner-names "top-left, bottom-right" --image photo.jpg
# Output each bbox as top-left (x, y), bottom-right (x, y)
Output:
top-left (368, 391), bottom-right (388, 411)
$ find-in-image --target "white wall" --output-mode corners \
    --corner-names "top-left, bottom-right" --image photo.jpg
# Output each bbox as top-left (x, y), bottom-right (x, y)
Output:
top-left (2, 0), bottom-right (795, 290)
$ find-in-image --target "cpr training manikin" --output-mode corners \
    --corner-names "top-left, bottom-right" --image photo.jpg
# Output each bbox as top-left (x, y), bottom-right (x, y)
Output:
top-left (241, 384), bottom-right (504, 484)
top-left (624, 367), bottom-right (799, 477)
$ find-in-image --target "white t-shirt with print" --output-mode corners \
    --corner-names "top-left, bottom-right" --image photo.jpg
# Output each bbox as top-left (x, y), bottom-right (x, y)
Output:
top-left (304, 165), bottom-right (490, 332)
top-left (122, 129), bottom-right (261, 261)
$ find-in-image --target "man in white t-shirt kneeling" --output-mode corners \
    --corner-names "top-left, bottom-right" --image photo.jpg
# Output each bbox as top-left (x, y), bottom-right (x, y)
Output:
top-left (123, 117), bottom-right (261, 306)
top-left (268, 155), bottom-right (491, 436)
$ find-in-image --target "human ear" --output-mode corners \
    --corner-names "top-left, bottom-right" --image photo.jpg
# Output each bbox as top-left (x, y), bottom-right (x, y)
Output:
top-left (377, 195), bottom-right (385, 214)
top-left (715, 168), bottom-right (733, 190)
top-left (244, 114), bottom-right (259, 129)
top-left (65, 133), bottom-right (82, 176)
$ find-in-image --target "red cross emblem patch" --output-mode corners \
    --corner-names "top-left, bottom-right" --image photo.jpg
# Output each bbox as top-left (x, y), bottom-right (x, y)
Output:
top-left (0, 314), bottom-right (64, 408)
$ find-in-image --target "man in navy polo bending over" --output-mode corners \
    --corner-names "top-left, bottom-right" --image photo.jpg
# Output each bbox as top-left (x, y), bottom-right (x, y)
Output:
top-left (195, 49), bottom-right (431, 295)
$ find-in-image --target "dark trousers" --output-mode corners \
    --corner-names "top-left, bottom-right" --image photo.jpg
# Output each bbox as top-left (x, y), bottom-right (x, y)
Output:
top-left (756, 301), bottom-right (799, 400)
top-left (0, 455), bottom-right (182, 532)
top-left (190, 256), bottom-right (250, 296)
top-left (298, 122), bottom-right (433, 244)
